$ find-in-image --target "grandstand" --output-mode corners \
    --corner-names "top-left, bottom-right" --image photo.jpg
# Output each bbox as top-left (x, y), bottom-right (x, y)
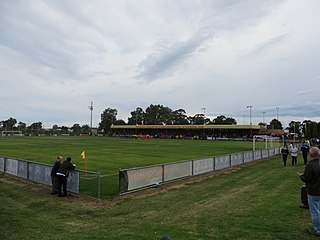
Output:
top-left (111, 124), bottom-right (264, 139)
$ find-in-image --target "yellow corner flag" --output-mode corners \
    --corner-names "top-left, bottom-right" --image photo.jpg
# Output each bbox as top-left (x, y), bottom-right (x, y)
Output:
top-left (81, 151), bottom-right (88, 176)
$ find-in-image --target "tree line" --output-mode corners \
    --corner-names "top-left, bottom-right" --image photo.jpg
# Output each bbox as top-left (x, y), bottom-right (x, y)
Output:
top-left (1, 104), bottom-right (320, 138)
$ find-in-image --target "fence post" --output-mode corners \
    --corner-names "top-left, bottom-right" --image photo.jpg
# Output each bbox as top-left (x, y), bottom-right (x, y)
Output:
top-left (191, 160), bottom-right (194, 176)
top-left (27, 161), bottom-right (29, 180)
top-left (162, 164), bottom-right (165, 183)
top-left (4, 157), bottom-right (7, 173)
top-left (98, 171), bottom-right (101, 199)
top-left (213, 157), bottom-right (215, 171)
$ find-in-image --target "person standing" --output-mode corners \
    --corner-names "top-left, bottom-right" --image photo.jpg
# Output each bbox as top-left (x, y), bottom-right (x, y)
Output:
top-left (291, 144), bottom-right (299, 165)
top-left (56, 157), bottom-right (76, 197)
top-left (301, 141), bottom-right (310, 165)
top-left (299, 147), bottom-right (320, 237)
top-left (281, 144), bottom-right (289, 166)
top-left (50, 156), bottom-right (63, 194)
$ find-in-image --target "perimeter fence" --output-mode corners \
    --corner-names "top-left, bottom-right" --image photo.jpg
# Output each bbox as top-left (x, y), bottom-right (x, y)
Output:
top-left (119, 147), bottom-right (280, 194)
top-left (0, 156), bottom-right (101, 199)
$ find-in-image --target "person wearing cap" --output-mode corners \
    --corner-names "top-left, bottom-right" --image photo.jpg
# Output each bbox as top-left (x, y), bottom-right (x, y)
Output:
top-left (50, 156), bottom-right (63, 194)
top-left (56, 157), bottom-right (76, 197)
top-left (299, 147), bottom-right (320, 237)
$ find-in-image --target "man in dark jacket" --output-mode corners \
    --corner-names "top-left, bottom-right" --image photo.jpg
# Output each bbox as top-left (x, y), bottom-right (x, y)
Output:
top-left (50, 156), bottom-right (63, 194)
top-left (301, 141), bottom-right (310, 165)
top-left (299, 147), bottom-right (320, 237)
top-left (56, 157), bottom-right (76, 197)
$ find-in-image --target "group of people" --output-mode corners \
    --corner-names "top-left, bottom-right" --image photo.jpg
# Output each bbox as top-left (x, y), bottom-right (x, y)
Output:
top-left (294, 144), bottom-right (320, 237)
top-left (280, 141), bottom-right (310, 166)
top-left (50, 155), bottom-right (76, 197)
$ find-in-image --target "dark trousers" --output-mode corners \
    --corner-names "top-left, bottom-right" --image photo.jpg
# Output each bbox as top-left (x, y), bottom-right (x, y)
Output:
top-left (292, 156), bottom-right (297, 165)
top-left (51, 176), bottom-right (59, 193)
top-left (58, 175), bottom-right (68, 196)
top-left (301, 186), bottom-right (308, 206)
top-left (302, 154), bottom-right (308, 165)
top-left (282, 154), bottom-right (288, 166)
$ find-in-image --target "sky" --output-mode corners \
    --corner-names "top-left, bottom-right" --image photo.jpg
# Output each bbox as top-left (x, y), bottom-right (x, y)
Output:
top-left (1, 0), bottom-right (320, 128)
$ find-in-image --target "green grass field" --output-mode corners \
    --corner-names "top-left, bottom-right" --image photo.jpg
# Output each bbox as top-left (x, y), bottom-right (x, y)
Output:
top-left (0, 136), bottom-right (280, 198)
top-left (0, 152), bottom-right (312, 240)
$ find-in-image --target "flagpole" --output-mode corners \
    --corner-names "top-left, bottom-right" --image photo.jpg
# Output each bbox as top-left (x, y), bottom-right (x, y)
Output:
top-left (81, 151), bottom-right (88, 176)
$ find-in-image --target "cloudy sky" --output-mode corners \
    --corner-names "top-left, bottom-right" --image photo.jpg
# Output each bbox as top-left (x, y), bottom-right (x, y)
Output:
top-left (1, 0), bottom-right (320, 128)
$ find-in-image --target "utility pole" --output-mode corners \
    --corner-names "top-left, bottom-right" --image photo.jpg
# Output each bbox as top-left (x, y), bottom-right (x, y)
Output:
top-left (262, 112), bottom-right (266, 124)
top-left (88, 101), bottom-right (93, 135)
top-left (276, 107), bottom-right (279, 120)
top-left (201, 107), bottom-right (206, 124)
top-left (247, 105), bottom-right (253, 137)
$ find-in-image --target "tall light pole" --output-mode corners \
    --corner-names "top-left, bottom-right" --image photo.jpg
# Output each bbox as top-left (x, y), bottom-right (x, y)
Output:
top-left (247, 106), bottom-right (253, 125)
top-left (201, 107), bottom-right (206, 125)
top-left (276, 107), bottom-right (279, 120)
top-left (247, 105), bottom-right (253, 136)
top-left (262, 112), bottom-right (266, 124)
top-left (88, 101), bottom-right (93, 135)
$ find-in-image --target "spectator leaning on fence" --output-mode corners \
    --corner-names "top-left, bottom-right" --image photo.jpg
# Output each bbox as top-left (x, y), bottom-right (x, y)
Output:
top-left (56, 157), bottom-right (76, 197)
top-left (299, 147), bottom-right (320, 237)
top-left (50, 156), bottom-right (63, 194)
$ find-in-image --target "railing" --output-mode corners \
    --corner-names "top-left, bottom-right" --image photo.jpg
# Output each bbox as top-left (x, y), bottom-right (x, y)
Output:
top-left (119, 147), bottom-right (280, 194)
top-left (0, 156), bottom-right (101, 199)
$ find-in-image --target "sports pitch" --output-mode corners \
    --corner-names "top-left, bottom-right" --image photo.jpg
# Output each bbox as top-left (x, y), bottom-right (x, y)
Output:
top-left (0, 136), bottom-right (279, 198)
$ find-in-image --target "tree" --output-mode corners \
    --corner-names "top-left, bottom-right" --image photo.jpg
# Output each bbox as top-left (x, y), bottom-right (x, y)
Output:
top-left (114, 119), bottom-right (126, 125)
top-left (269, 119), bottom-right (283, 129)
top-left (61, 126), bottom-right (69, 134)
top-left (17, 121), bottom-right (26, 132)
top-left (28, 122), bottom-right (43, 135)
top-left (302, 120), bottom-right (318, 139)
top-left (71, 123), bottom-right (81, 136)
top-left (1, 117), bottom-right (17, 131)
top-left (144, 104), bottom-right (173, 125)
top-left (212, 115), bottom-right (237, 125)
top-left (172, 109), bottom-right (189, 125)
top-left (189, 114), bottom-right (206, 125)
top-left (288, 121), bottom-right (301, 139)
top-left (128, 107), bottom-right (145, 125)
top-left (99, 108), bottom-right (117, 135)
top-left (81, 124), bottom-right (90, 135)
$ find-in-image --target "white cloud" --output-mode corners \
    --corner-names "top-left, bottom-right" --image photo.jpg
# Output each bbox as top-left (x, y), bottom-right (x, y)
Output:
top-left (1, 0), bottom-right (320, 128)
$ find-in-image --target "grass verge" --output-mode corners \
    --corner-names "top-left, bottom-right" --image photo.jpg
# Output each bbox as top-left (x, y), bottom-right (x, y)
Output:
top-left (0, 154), bottom-right (314, 240)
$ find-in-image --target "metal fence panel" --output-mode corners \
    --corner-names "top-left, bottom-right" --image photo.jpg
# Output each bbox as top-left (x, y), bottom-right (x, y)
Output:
top-left (126, 166), bottom-right (163, 191)
top-left (119, 147), bottom-right (280, 195)
top-left (231, 153), bottom-right (244, 166)
top-left (244, 151), bottom-right (254, 163)
top-left (193, 158), bottom-right (214, 175)
top-left (17, 160), bottom-right (28, 179)
top-left (0, 157), bottom-right (4, 171)
top-left (164, 161), bottom-right (192, 181)
top-left (261, 149), bottom-right (269, 158)
top-left (67, 171), bottom-right (80, 193)
top-left (215, 155), bottom-right (230, 170)
top-left (6, 158), bottom-right (18, 176)
top-left (254, 150), bottom-right (262, 160)
top-left (269, 148), bottom-right (276, 156)
top-left (28, 162), bottom-right (52, 185)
